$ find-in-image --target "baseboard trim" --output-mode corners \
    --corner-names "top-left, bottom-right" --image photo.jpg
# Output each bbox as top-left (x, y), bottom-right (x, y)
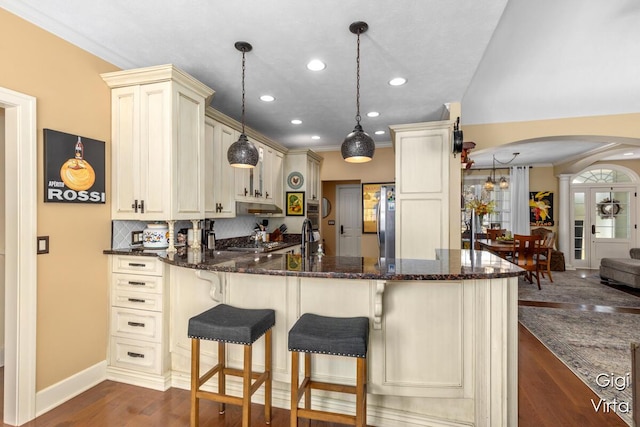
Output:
top-left (35, 360), bottom-right (107, 417)
top-left (106, 366), bottom-right (171, 391)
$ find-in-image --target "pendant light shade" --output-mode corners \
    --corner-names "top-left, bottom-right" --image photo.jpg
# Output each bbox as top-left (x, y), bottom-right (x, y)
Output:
top-left (341, 21), bottom-right (375, 163)
top-left (228, 133), bottom-right (258, 168)
top-left (341, 124), bottom-right (375, 163)
top-left (227, 41), bottom-right (258, 168)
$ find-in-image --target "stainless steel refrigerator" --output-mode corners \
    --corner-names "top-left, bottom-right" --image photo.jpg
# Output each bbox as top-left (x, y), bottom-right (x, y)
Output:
top-left (377, 185), bottom-right (396, 263)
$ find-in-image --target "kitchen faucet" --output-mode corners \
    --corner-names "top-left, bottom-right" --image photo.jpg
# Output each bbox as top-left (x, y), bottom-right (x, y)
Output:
top-left (301, 218), bottom-right (313, 257)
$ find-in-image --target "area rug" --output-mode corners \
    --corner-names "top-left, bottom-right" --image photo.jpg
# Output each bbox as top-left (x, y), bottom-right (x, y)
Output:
top-left (518, 269), bottom-right (640, 308)
top-left (519, 306), bottom-right (639, 425)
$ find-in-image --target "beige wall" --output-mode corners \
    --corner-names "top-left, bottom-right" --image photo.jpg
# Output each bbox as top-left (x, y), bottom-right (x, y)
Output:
top-left (320, 147), bottom-right (395, 257)
top-left (1, 108), bottom-right (5, 356)
top-left (1, 9), bottom-right (119, 390)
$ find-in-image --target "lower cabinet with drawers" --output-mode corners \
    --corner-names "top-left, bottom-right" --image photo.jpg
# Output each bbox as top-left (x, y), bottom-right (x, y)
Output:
top-left (107, 255), bottom-right (170, 390)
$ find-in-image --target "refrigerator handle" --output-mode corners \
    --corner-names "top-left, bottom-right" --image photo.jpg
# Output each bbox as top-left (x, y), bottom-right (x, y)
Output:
top-left (376, 200), bottom-right (381, 246)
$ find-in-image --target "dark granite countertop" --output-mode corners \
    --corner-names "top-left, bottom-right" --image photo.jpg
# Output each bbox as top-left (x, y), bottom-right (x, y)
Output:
top-left (104, 247), bottom-right (524, 281)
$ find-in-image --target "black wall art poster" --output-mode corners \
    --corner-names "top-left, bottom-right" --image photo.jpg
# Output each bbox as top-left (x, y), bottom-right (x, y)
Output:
top-left (529, 191), bottom-right (554, 226)
top-left (44, 129), bottom-right (106, 204)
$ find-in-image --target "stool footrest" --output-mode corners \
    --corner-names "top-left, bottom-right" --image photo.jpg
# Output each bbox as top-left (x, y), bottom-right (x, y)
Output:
top-left (297, 407), bottom-right (355, 425)
top-left (196, 390), bottom-right (243, 407)
top-left (197, 364), bottom-right (222, 387)
top-left (307, 379), bottom-right (357, 394)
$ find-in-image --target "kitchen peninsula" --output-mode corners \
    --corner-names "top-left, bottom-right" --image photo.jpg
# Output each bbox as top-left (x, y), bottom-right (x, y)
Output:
top-left (105, 247), bottom-right (522, 427)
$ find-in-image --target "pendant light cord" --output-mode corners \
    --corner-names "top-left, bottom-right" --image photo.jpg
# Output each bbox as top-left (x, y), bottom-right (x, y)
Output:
top-left (355, 31), bottom-right (361, 125)
top-left (241, 49), bottom-right (246, 135)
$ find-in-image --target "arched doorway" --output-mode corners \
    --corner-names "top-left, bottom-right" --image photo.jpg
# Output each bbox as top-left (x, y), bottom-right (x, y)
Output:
top-left (570, 164), bottom-right (639, 269)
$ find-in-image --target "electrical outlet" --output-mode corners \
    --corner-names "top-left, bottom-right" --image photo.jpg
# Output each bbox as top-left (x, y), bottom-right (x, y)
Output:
top-left (131, 230), bottom-right (143, 246)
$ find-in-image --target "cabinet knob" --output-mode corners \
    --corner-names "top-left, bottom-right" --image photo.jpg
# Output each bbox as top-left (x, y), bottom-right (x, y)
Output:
top-left (244, 188), bottom-right (248, 197)
top-left (265, 191), bottom-right (269, 199)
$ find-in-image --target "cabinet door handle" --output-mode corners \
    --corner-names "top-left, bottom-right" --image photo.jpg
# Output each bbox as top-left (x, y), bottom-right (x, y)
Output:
top-left (127, 298), bottom-right (146, 303)
top-left (127, 321), bottom-right (145, 328)
top-left (340, 225), bottom-right (344, 234)
top-left (592, 224), bottom-right (596, 234)
top-left (244, 188), bottom-right (248, 196)
top-left (128, 263), bottom-right (146, 267)
top-left (128, 281), bottom-right (146, 286)
top-left (265, 191), bottom-right (269, 199)
top-left (132, 199), bottom-right (139, 213)
top-left (127, 351), bottom-right (145, 359)
top-left (140, 199), bottom-right (145, 213)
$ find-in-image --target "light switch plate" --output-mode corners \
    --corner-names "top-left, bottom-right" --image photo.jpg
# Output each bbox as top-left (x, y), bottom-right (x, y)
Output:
top-left (37, 236), bottom-right (49, 254)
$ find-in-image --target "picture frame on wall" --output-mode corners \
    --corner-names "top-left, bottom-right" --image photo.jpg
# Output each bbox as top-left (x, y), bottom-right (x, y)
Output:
top-left (362, 182), bottom-right (393, 233)
top-left (286, 191), bottom-right (305, 216)
top-left (43, 129), bottom-right (106, 204)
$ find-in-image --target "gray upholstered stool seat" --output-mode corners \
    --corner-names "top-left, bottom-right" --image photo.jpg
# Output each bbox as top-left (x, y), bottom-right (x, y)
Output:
top-left (188, 303), bottom-right (275, 344)
top-left (288, 313), bottom-right (369, 427)
top-left (188, 304), bottom-right (275, 427)
top-left (288, 313), bottom-right (369, 357)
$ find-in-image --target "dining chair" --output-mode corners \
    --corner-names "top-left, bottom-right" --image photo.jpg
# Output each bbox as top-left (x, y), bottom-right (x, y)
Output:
top-left (512, 234), bottom-right (544, 289)
top-left (536, 231), bottom-right (556, 282)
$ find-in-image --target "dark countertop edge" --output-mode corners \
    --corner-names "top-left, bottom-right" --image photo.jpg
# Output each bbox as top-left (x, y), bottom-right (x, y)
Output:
top-left (104, 248), bottom-right (525, 281)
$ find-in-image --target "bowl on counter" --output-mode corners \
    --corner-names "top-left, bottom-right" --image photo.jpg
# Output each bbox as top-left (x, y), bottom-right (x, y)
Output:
top-left (143, 222), bottom-right (169, 248)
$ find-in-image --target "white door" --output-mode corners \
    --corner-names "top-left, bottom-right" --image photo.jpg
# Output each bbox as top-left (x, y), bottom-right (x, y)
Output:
top-left (573, 187), bottom-right (636, 268)
top-left (336, 185), bottom-right (362, 257)
top-left (590, 188), bottom-right (635, 267)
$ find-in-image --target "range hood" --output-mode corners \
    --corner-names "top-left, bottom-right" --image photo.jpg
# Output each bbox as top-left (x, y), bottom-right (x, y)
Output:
top-left (236, 201), bottom-right (283, 216)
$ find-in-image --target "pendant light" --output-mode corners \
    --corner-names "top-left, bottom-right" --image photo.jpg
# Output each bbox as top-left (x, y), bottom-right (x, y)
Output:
top-left (227, 41), bottom-right (259, 168)
top-left (341, 21), bottom-right (375, 163)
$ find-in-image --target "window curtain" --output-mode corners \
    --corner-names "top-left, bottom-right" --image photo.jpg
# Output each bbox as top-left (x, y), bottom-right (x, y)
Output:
top-left (509, 166), bottom-right (530, 235)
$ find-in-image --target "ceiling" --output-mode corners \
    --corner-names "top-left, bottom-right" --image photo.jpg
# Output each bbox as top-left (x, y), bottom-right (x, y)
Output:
top-left (2, 1), bottom-right (640, 168)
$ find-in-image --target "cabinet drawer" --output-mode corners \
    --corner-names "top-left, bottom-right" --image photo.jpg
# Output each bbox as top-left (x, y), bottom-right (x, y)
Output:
top-left (111, 307), bottom-right (162, 341)
top-left (110, 336), bottom-right (162, 374)
top-left (112, 255), bottom-right (163, 276)
top-left (112, 273), bottom-right (163, 294)
top-left (112, 289), bottom-right (163, 312)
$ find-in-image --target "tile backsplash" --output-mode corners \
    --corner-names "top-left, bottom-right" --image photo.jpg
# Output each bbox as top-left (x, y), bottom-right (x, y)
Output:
top-left (111, 216), bottom-right (288, 249)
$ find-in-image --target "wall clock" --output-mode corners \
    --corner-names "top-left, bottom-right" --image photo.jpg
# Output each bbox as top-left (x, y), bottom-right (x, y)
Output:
top-left (287, 171), bottom-right (304, 189)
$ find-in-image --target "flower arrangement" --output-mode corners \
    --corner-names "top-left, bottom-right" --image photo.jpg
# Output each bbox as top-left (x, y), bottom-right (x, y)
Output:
top-left (465, 198), bottom-right (496, 216)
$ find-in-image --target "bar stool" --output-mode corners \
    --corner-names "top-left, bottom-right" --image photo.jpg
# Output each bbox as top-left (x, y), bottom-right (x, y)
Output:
top-left (288, 313), bottom-right (369, 427)
top-left (188, 304), bottom-right (275, 427)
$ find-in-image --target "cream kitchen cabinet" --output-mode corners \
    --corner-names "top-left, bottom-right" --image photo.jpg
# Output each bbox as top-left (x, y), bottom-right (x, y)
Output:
top-left (102, 64), bottom-right (214, 221)
top-left (204, 115), bottom-right (236, 218)
top-left (284, 149), bottom-right (323, 201)
top-left (107, 255), bottom-right (170, 391)
top-left (390, 120), bottom-right (461, 260)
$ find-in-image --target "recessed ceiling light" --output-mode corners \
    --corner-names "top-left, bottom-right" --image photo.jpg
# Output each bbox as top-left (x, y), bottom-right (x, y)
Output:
top-left (389, 77), bottom-right (407, 86)
top-left (291, 119), bottom-right (302, 125)
top-left (375, 130), bottom-right (385, 135)
top-left (260, 95), bottom-right (275, 102)
top-left (307, 59), bottom-right (326, 71)
top-left (367, 111), bottom-right (380, 118)
top-left (311, 135), bottom-right (320, 140)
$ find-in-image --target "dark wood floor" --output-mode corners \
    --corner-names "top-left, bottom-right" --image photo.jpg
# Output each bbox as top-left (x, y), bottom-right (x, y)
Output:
top-left (2, 272), bottom-right (635, 426)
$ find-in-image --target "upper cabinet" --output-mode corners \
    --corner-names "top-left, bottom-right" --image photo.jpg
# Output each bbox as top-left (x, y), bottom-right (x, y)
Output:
top-left (204, 107), bottom-right (287, 215)
top-left (284, 149), bottom-right (323, 202)
top-left (102, 65), bottom-right (214, 221)
top-left (390, 120), bottom-right (461, 260)
top-left (204, 114), bottom-right (236, 218)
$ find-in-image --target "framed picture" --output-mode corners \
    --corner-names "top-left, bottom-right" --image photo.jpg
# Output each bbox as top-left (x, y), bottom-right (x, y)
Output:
top-left (529, 191), bottom-right (554, 226)
top-left (362, 182), bottom-right (393, 233)
top-left (44, 129), bottom-right (106, 203)
top-left (286, 191), bottom-right (305, 216)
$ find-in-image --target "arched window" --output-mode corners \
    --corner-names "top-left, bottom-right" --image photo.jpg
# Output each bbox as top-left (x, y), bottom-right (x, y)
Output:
top-left (572, 168), bottom-right (633, 184)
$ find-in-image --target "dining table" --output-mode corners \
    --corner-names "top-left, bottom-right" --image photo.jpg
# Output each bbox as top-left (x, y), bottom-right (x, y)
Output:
top-left (476, 238), bottom-right (515, 260)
